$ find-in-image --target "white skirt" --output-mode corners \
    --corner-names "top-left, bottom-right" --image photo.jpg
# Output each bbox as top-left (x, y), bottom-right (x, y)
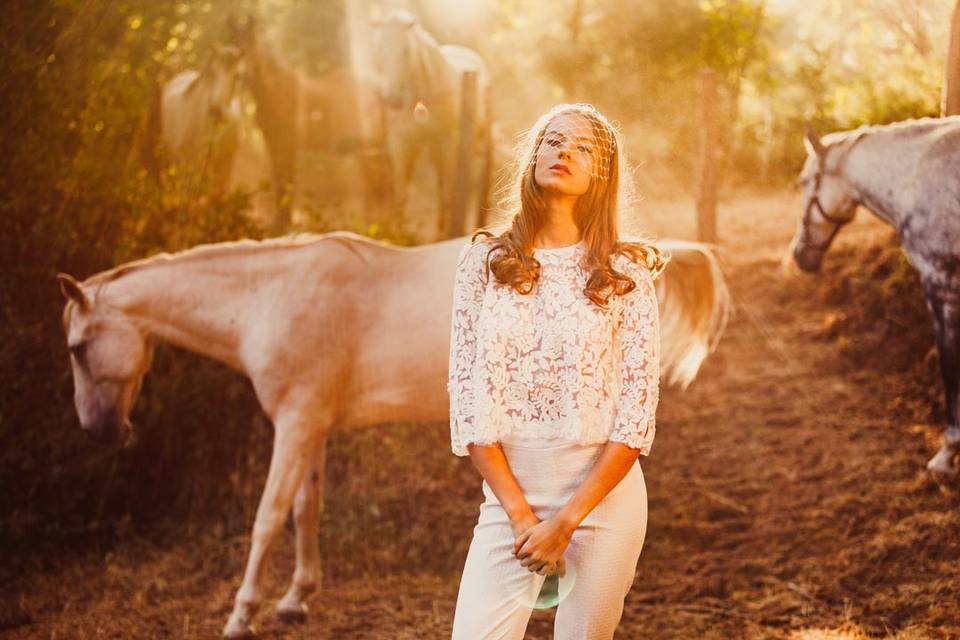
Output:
top-left (452, 434), bottom-right (648, 640)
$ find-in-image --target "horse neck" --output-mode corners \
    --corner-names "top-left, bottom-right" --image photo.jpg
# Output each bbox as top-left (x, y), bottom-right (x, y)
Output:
top-left (98, 250), bottom-right (278, 372)
top-left (248, 37), bottom-right (297, 129)
top-left (842, 127), bottom-right (926, 231)
top-left (409, 27), bottom-right (450, 104)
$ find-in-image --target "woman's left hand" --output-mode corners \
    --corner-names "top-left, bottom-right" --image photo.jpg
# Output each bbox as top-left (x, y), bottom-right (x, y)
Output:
top-left (513, 517), bottom-right (575, 575)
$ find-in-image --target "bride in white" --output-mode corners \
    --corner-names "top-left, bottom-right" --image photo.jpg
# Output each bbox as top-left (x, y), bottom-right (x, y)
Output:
top-left (448, 102), bottom-right (669, 639)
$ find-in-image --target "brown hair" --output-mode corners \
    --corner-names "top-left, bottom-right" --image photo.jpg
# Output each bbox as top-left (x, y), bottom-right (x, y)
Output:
top-left (469, 103), bottom-right (668, 309)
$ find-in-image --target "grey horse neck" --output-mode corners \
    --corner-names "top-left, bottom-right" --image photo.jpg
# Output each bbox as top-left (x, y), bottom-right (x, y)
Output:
top-left (409, 25), bottom-right (452, 106)
top-left (832, 117), bottom-right (960, 236)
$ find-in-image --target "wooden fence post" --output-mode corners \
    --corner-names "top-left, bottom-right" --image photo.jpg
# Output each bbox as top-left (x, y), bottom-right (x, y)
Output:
top-left (697, 68), bottom-right (718, 244)
top-left (944, 0), bottom-right (960, 116)
top-left (448, 70), bottom-right (477, 239)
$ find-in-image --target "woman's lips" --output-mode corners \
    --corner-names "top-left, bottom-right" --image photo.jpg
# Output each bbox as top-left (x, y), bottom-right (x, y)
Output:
top-left (550, 164), bottom-right (571, 175)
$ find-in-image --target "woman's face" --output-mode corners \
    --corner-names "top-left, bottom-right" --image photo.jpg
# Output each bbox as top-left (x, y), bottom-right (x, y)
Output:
top-left (533, 112), bottom-right (597, 197)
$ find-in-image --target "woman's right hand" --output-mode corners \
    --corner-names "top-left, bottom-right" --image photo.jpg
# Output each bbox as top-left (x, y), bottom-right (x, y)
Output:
top-left (509, 511), bottom-right (565, 577)
top-left (465, 443), bottom-right (565, 577)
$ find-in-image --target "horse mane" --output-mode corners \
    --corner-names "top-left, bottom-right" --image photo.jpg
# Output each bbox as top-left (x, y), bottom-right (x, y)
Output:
top-left (825, 116), bottom-right (960, 145)
top-left (398, 13), bottom-right (450, 101)
top-left (82, 231), bottom-right (390, 288)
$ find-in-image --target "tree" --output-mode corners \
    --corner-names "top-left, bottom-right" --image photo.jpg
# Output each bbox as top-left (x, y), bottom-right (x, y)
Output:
top-left (944, 0), bottom-right (960, 115)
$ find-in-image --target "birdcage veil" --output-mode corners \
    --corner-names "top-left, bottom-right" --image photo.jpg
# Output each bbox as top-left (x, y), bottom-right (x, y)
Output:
top-left (485, 102), bottom-right (653, 244)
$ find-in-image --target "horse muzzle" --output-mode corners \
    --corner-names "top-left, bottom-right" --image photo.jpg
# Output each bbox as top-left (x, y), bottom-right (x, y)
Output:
top-left (83, 413), bottom-right (134, 448)
top-left (792, 242), bottom-right (825, 273)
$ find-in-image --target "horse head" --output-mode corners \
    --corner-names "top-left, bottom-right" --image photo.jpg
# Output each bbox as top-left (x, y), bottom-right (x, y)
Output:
top-left (191, 42), bottom-right (245, 123)
top-left (371, 10), bottom-right (419, 109)
top-left (789, 126), bottom-right (861, 272)
top-left (225, 13), bottom-right (257, 57)
top-left (57, 273), bottom-right (155, 447)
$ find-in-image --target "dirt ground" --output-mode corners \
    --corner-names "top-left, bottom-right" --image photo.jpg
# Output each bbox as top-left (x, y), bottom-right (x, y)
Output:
top-left (2, 191), bottom-right (959, 639)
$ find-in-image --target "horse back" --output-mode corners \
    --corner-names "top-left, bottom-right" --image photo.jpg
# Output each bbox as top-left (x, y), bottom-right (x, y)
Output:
top-left (440, 44), bottom-right (489, 79)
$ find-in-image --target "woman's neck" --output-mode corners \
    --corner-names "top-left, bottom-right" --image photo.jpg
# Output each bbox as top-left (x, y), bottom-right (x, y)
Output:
top-left (536, 194), bottom-right (580, 247)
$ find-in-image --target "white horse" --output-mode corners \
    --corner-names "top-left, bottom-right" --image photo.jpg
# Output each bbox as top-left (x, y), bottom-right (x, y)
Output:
top-left (371, 9), bottom-right (493, 237)
top-left (790, 117), bottom-right (960, 481)
top-left (57, 231), bottom-right (731, 638)
top-left (141, 45), bottom-right (246, 192)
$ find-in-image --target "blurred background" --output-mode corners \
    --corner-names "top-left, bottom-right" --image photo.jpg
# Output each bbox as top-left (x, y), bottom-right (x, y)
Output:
top-left (2, 1), bottom-right (958, 637)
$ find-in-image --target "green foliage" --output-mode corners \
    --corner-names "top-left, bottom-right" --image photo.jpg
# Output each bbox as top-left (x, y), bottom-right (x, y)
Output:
top-left (488, 0), bottom-right (948, 190)
top-left (0, 0), bottom-right (362, 560)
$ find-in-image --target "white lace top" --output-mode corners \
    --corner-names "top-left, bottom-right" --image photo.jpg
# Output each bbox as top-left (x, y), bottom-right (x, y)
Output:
top-left (447, 237), bottom-right (660, 457)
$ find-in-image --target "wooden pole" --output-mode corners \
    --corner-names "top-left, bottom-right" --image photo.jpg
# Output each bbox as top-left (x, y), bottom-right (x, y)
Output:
top-left (943, 0), bottom-right (960, 116)
top-left (476, 87), bottom-right (494, 230)
top-left (697, 68), bottom-right (718, 244)
top-left (448, 70), bottom-right (477, 239)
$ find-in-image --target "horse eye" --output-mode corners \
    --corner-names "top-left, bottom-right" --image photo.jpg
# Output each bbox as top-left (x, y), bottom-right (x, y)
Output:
top-left (69, 342), bottom-right (86, 359)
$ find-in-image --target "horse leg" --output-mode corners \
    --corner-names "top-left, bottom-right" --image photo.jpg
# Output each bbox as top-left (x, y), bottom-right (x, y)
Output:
top-left (276, 435), bottom-right (328, 624)
top-left (269, 149), bottom-right (296, 233)
top-left (223, 416), bottom-right (315, 639)
top-left (387, 131), bottom-right (416, 224)
top-left (922, 279), bottom-right (960, 481)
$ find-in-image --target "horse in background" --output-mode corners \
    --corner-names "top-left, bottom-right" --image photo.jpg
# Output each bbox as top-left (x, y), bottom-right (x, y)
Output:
top-left (371, 9), bottom-right (493, 239)
top-left (140, 45), bottom-right (246, 194)
top-left (789, 117), bottom-right (960, 482)
top-left (226, 15), bottom-right (389, 231)
top-left (56, 232), bottom-right (730, 638)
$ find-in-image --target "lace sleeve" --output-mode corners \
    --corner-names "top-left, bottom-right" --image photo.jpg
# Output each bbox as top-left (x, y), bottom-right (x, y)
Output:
top-left (608, 260), bottom-right (661, 455)
top-left (447, 241), bottom-right (489, 456)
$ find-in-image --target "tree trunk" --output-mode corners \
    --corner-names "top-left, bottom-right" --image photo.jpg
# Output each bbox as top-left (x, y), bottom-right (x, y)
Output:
top-left (697, 68), bottom-right (718, 244)
top-left (943, 0), bottom-right (960, 116)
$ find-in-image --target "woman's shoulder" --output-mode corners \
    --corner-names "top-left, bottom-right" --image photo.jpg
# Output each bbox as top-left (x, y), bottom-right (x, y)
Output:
top-left (612, 239), bottom-right (666, 283)
top-left (611, 249), bottom-right (654, 281)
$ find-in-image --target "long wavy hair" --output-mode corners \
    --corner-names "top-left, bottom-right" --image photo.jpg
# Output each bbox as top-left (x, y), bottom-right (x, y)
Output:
top-left (470, 103), bottom-right (669, 309)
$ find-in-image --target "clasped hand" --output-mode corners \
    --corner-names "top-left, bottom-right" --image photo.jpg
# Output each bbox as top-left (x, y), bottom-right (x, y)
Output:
top-left (510, 513), bottom-right (573, 577)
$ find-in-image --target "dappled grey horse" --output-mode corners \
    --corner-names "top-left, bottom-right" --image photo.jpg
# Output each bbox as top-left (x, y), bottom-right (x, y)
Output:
top-left (140, 45), bottom-right (246, 189)
top-left (57, 231), bottom-right (730, 638)
top-left (790, 117), bottom-right (960, 481)
top-left (371, 9), bottom-right (493, 236)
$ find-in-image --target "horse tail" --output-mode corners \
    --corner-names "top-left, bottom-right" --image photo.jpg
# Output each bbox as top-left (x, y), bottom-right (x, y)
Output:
top-left (654, 240), bottom-right (732, 389)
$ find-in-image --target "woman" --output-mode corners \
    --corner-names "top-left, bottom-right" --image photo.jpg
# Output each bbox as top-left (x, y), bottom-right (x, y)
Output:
top-left (447, 102), bottom-right (668, 639)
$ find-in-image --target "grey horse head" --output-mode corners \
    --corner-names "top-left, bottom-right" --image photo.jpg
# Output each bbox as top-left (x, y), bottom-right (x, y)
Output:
top-left (57, 273), bottom-right (155, 447)
top-left (789, 126), bottom-right (862, 272)
top-left (370, 10), bottom-right (419, 110)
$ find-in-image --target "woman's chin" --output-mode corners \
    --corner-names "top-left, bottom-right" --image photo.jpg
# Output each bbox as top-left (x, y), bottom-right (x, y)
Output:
top-left (538, 178), bottom-right (585, 198)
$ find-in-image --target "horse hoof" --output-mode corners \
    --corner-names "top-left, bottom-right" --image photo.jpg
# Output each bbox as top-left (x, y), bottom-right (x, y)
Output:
top-left (223, 619), bottom-right (257, 639)
top-left (277, 603), bottom-right (308, 625)
top-left (926, 468), bottom-right (958, 486)
top-left (925, 451), bottom-right (958, 485)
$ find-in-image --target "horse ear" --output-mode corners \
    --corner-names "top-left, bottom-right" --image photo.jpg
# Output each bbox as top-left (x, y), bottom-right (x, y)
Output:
top-left (184, 71), bottom-right (202, 94)
top-left (803, 124), bottom-right (826, 159)
top-left (57, 273), bottom-right (88, 309)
